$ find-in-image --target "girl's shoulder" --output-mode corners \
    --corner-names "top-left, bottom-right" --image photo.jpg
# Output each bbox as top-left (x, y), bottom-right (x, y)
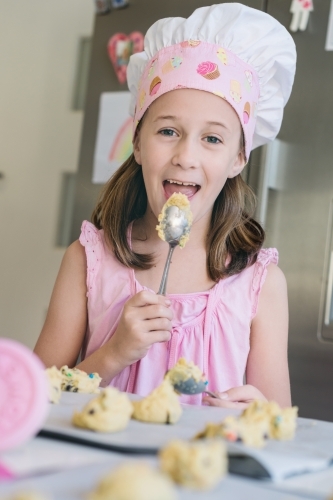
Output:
top-left (250, 247), bottom-right (280, 319)
top-left (79, 220), bottom-right (103, 248)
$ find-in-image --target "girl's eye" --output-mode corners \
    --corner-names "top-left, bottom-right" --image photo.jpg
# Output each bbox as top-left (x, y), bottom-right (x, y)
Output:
top-left (159, 129), bottom-right (176, 137)
top-left (205, 136), bottom-right (222, 144)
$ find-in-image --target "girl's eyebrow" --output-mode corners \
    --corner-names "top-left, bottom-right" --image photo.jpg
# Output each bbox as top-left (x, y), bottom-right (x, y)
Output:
top-left (153, 115), bottom-right (178, 122)
top-left (206, 121), bottom-right (230, 131)
top-left (153, 116), bottom-right (230, 129)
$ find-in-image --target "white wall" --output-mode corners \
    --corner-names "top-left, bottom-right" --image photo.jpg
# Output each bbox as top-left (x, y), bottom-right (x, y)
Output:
top-left (0, 1), bottom-right (94, 348)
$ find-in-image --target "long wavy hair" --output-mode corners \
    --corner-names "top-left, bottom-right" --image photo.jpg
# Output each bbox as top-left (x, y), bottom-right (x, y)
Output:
top-left (92, 149), bottom-right (265, 282)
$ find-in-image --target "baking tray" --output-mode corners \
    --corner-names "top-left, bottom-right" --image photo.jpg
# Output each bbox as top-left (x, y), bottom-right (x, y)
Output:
top-left (39, 393), bottom-right (333, 481)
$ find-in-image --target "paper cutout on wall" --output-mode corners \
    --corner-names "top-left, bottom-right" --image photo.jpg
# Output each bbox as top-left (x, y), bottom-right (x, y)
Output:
top-left (93, 92), bottom-right (133, 184)
top-left (326, 0), bottom-right (333, 50)
top-left (290, 0), bottom-right (313, 32)
top-left (108, 31), bottom-right (144, 84)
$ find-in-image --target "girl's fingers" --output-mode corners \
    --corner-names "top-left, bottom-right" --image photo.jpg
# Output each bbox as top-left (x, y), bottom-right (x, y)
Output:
top-left (141, 304), bottom-right (173, 321)
top-left (145, 318), bottom-right (172, 333)
top-left (217, 385), bottom-right (265, 403)
top-left (202, 396), bottom-right (249, 410)
top-left (155, 331), bottom-right (172, 343)
top-left (129, 290), bottom-right (171, 308)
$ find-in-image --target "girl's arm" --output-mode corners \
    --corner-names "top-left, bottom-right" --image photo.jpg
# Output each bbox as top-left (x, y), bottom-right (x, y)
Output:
top-left (203, 263), bottom-right (290, 408)
top-left (246, 263), bottom-right (290, 407)
top-left (34, 241), bottom-right (126, 381)
top-left (34, 240), bottom-right (88, 368)
top-left (34, 240), bottom-right (173, 386)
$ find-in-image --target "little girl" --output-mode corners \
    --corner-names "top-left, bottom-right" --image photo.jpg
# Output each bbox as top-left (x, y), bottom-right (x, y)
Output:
top-left (34, 3), bottom-right (296, 408)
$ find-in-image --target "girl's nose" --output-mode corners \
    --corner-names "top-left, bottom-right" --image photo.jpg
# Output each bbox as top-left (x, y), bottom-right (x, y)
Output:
top-left (171, 137), bottom-right (199, 170)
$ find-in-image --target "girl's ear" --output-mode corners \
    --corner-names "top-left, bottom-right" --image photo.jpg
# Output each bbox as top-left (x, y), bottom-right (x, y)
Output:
top-left (133, 133), bottom-right (142, 165)
top-left (228, 150), bottom-right (246, 179)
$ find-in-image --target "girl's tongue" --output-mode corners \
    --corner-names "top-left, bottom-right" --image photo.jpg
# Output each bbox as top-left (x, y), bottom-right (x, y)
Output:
top-left (164, 181), bottom-right (198, 199)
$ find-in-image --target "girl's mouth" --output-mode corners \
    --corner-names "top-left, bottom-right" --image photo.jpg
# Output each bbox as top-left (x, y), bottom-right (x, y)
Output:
top-left (163, 179), bottom-right (200, 200)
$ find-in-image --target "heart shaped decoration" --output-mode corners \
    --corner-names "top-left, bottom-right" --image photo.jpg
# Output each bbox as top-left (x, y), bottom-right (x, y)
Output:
top-left (107, 31), bottom-right (144, 84)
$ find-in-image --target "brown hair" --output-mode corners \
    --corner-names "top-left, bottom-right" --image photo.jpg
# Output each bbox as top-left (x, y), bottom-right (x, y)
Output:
top-left (92, 153), bottom-right (265, 282)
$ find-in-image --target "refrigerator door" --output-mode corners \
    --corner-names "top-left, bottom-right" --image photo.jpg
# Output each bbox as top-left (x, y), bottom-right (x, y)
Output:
top-left (251, 0), bottom-right (333, 420)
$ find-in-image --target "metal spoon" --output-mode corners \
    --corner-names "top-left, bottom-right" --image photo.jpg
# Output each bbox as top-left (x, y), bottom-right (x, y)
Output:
top-left (157, 204), bottom-right (191, 295)
top-left (172, 378), bottom-right (218, 399)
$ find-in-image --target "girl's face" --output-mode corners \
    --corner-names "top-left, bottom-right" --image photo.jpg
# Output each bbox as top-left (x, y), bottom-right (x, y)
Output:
top-left (134, 89), bottom-right (245, 227)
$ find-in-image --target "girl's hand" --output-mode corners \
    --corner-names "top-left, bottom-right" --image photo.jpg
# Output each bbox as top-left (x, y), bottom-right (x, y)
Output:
top-left (107, 290), bottom-right (173, 368)
top-left (202, 384), bottom-right (267, 410)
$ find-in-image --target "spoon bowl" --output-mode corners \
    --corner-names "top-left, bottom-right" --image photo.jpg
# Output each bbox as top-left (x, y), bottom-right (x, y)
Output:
top-left (157, 202), bottom-right (192, 295)
top-left (172, 377), bottom-right (218, 399)
top-left (162, 205), bottom-right (191, 245)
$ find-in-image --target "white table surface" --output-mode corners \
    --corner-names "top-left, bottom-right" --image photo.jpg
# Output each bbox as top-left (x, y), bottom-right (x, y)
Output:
top-left (1, 392), bottom-right (333, 499)
top-left (0, 442), bottom-right (329, 500)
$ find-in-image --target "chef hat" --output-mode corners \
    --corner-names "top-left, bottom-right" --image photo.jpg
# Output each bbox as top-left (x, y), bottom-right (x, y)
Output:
top-left (127, 3), bottom-right (296, 161)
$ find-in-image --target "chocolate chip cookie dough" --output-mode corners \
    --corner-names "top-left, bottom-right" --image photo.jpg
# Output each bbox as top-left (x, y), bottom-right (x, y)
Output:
top-left (132, 380), bottom-right (182, 424)
top-left (72, 387), bottom-right (133, 432)
top-left (89, 462), bottom-right (177, 500)
top-left (45, 365), bottom-right (62, 404)
top-left (159, 439), bottom-right (227, 490)
top-left (165, 358), bottom-right (206, 388)
top-left (60, 366), bottom-right (101, 394)
top-left (195, 400), bottom-right (298, 448)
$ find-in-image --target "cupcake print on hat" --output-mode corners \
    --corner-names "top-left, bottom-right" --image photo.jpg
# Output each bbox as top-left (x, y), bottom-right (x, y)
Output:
top-left (139, 89), bottom-right (146, 109)
top-left (162, 56), bottom-right (182, 74)
top-left (230, 80), bottom-right (242, 103)
top-left (243, 102), bottom-right (251, 124)
top-left (181, 39), bottom-right (201, 48)
top-left (217, 48), bottom-right (228, 65)
top-left (197, 61), bottom-right (220, 80)
top-left (149, 76), bottom-right (162, 95)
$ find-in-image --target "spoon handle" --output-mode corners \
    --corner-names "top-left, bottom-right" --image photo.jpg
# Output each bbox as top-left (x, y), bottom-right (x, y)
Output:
top-left (204, 390), bottom-right (219, 399)
top-left (158, 244), bottom-right (176, 295)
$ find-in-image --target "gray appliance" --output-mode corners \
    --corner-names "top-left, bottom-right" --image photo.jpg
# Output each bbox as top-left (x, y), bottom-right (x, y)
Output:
top-left (70, 0), bottom-right (333, 420)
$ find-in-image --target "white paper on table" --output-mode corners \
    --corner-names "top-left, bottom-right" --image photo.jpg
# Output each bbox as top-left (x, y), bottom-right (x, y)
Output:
top-left (0, 459), bottom-right (314, 500)
top-left (92, 92), bottom-right (133, 184)
top-left (0, 435), bottom-right (111, 478)
top-left (40, 393), bottom-right (333, 482)
top-left (326, 0), bottom-right (333, 50)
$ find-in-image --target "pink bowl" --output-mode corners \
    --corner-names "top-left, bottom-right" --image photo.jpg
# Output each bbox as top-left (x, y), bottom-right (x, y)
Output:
top-left (0, 338), bottom-right (49, 452)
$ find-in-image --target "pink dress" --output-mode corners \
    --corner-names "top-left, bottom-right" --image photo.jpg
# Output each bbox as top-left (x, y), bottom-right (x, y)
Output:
top-left (80, 220), bottom-right (278, 405)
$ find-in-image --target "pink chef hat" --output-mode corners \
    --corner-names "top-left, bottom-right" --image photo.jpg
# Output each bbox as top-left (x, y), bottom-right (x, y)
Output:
top-left (127, 3), bottom-right (296, 161)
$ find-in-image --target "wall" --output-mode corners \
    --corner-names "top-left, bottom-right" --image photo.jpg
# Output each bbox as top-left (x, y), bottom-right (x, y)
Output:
top-left (0, 0), bottom-right (94, 348)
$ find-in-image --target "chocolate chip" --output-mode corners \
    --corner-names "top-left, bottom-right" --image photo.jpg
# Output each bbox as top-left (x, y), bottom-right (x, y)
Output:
top-left (88, 409), bottom-right (95, 415)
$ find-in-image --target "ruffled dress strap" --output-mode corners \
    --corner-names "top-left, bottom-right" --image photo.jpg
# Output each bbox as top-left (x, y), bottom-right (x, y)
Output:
top-left (79, 220), bottom-right (103, 297)
top-left (251, 248), bottom-right (279, 319)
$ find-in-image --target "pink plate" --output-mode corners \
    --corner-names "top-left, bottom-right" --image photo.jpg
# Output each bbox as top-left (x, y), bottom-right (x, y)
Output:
top-left (0, 338), bottom-right (49, 452)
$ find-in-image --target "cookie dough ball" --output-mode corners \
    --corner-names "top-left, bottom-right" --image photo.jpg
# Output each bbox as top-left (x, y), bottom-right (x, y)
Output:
top-left (72, 387), bottom-right (133, 432)
top-left (159, 439), bottom-right (227, 490)
top-left (60, 365), bottom-right (101, 393)
top-left (89, 462), bottom-right (177, 500)
top-left (266, 402), bottom-right (298, 440)
top-left (195, 416), bottom-right (239, 442)
top-left (132, 380), bottom-right (182, 424)
top-left (241, 400), bottom-right (298, 444)
top-left (165, 358), bottom-right (206, 387)
top-left (45, 365), bottom-right (62, 404)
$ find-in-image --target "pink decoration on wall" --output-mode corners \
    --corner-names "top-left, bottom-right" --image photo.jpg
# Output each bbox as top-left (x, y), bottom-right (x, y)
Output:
top-left (107, 31), bottom-right (144, 84)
